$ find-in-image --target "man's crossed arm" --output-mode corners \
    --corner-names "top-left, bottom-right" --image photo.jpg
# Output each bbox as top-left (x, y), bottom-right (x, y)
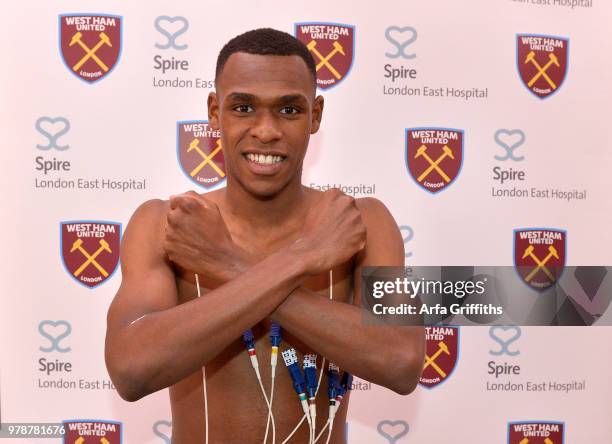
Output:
top-left (105, 190), bottom-right (424, 401)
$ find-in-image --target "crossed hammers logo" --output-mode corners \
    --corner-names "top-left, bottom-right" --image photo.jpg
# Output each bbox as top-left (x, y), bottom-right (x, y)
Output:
top-left (423, 340), bottom-right (450, 378)
top-left (187, 138), bottom-right (225, 178)
top-left (414, 144), bottom-right (455, 183)
top-left (70, 238), bottom-right (112, 277)
top-left (307, 40), bottom-right (345, 80)
top-left (521, 245), bottom-right (560, 283)
top-left (518, 438), bottom-right (554, 444)
top-left (75, 437), bottom-right (111, 444)
top-left (69, 31), bottom-right (112, 72)
top-left (524, 51), bottom-right (560, 90)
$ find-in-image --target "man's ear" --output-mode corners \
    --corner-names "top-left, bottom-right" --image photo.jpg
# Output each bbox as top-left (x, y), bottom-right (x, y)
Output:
top-left (311, 95), bottom-right (324, 134)
top-left (207, 92), bottom-right (220, 130)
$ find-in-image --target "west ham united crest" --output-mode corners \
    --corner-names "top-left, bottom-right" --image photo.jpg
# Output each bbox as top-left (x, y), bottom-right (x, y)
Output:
top-left (514, 228), bottom-right (566, 292)
top-left (59, 14), bottom-right (122, 83)
top-left (295, 22), bottom-right (355, 90)
top-left (419, 326), bottom-right (459, 389)
top-left (63, 420), bottom-right (122, 443)
top-left (517, 34), bottom-right (568, 99)
top-left (508, 421), bottom-right (564, 444)
top-left (406, 128), bottom-right (463, 194)
top-left (60, 221), bottom-right (121, 289)
top-left (177, 121), bottom-right (226, 189)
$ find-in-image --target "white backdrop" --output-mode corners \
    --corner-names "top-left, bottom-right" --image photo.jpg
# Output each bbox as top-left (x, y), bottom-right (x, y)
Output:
top-left (2, 0), bottom-right (611, 443)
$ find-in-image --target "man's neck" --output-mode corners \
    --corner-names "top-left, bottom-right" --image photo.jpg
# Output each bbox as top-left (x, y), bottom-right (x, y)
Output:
top-left (222, 177), bottom-right (310, 232)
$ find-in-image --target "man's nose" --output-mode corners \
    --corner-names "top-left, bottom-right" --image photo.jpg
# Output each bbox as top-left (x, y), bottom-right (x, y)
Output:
top-left (251, 110), bottom-right (282, 144)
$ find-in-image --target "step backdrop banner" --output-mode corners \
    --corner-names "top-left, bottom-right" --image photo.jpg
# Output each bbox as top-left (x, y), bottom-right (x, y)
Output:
top-left (2, 0), bottom-right (611, 443)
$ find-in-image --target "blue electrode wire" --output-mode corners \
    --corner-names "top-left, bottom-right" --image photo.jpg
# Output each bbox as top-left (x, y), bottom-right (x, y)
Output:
top-left (282, 348), bottom-right (312, 429)
top-left (282, 348), bottom-right (307, 397)
top-left (242, 329), bottom-right (260, 375)
top-left (327, 363), bottom-right (340, 409)
top-left (336, 372), bottom-right (353, 405)
top-left (303, 354), bottom-right (318, 399)
top-left (243, 329), bottom-right (256, 350)
top-left (342, 372), bottom-right (354, 393)
top-left (270, 323), bottom-right (282, 347)
top-left (264, 324), bottom-right (283, 444)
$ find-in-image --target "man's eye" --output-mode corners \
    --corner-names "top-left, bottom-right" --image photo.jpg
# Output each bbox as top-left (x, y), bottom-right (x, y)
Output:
top-left (233, 104), bottom-right (254, 113)
top-left (280, 106), bottom-right (299, 115)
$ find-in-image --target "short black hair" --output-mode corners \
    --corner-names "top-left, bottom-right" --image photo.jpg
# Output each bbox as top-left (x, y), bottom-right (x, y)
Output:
top-left (215, 28), bottom-right (317, 87)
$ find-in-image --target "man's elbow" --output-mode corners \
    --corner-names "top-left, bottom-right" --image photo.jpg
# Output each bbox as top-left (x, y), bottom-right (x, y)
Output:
top-left (390, 358), bottom-right (422, 395)
top-left (387, 345), bottom-right (425, 395)
top-left (105, 347), bottom-right (150, 402)
top-left (114, 378), bottom-right (147, 402)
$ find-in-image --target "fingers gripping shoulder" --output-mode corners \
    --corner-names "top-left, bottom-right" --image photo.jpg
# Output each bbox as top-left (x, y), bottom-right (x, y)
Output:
top-left (354, 197), bottom-right (392, 226)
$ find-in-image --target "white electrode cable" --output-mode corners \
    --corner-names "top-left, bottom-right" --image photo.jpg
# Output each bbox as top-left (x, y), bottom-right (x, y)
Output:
top-left (280, 357), bottom-right (326, 444)
top-left (195, 273), bottom-right (209, 444)
top-left (316, 360), bottom-right (340, 444)
top-left (244, 328), bottom-right (278, 444)
top-left (196, 273), bottom-right (280, 444)
top-left (314, 420), bottom-right (330, 443)
top-left (303, 353), bottom-right (318, 444)
top-left (254, 368), bottom-right (277, 444)
top-left (325, 425), bottom-right (333, 444)
top-left (196, 269), bottom-right (334, 444)
top-left (309, 421), bottom-right (314, 444)
top-left (312, 269), bottom-right (336, 444)
top-left (263, 371), bottom-right (276, 444)
top-left (281, 269), bottom-right (333, 444)
top-left (265, 321), bottom-right (282, 444)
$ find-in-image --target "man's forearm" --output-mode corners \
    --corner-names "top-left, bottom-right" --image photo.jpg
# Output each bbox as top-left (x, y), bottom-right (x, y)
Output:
top-left (271, 288), bottom-right (425, 395)
top-left (107, 247), bottom-right (306, 401)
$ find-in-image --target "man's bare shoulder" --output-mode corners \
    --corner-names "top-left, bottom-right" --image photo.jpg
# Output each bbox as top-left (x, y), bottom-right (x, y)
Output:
top-left (127, 198), bottom-right (169, 237)
top-left (355, 197), bottom-right (397, 227)
top-left (355, 197), bottom-right (404, 263)
top-left (303, 190), bottom-right (398, 235)
top-left (118, 199), bottom-right (171, 271)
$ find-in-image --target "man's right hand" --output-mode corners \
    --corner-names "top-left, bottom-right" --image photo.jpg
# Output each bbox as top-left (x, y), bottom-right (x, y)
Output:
top-left (164, 191), bottom-right (248, 282)
top-left (294, 189), bottom-right (367, 275)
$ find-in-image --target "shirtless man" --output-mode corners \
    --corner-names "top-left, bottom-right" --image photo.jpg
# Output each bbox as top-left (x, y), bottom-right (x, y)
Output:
top-left (105, 28), bottom-right (425, 444)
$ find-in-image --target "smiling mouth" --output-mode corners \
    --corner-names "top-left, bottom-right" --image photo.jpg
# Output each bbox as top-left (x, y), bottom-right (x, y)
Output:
top-left (244, 153), bottom-right (286, 165)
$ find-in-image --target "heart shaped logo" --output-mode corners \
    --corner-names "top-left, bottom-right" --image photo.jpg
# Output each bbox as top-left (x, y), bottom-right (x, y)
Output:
top-left (494, 129), bottom-right (525, 161)
top-left (152, 420), bottom-right (172, 444)
top-left (377, 419), bottom-right (409, 443)
top-left (489, 325), bottom-right (521, 356)
top-left (154, 16), bottom-right (189, 50)
top-left (385, 26), bottom-right (417, 59)
top-left (38, 320), bottom-right (72, 353)
top-left (35, 116), bottom-right (70, 151)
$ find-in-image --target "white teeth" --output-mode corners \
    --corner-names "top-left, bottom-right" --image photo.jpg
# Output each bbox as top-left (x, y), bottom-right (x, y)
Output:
top-left (245, 153), bottom-right (284, 165)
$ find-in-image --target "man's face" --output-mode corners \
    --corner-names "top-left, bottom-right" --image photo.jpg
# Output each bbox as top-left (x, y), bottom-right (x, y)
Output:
top-left (208, 52), bottom-right (323, 198)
